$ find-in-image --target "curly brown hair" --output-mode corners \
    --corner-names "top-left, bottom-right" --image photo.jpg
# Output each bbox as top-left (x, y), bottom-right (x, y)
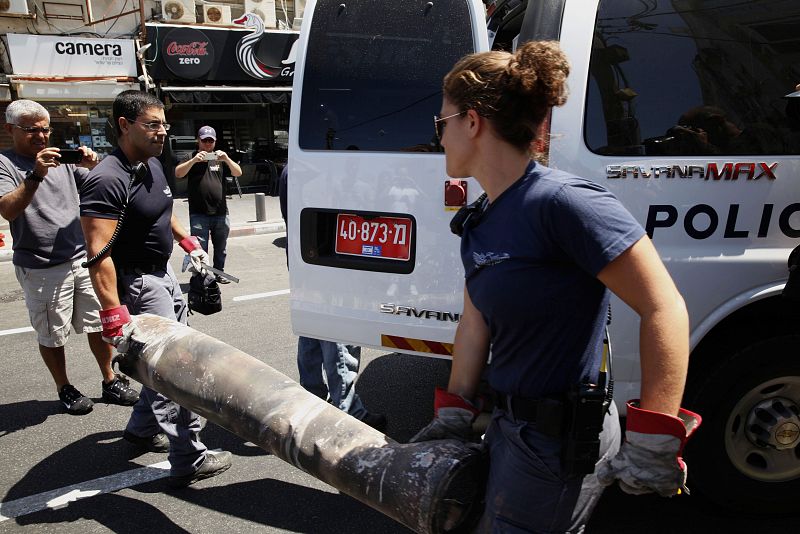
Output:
top-left (443, 41), bottom-right (569, 151)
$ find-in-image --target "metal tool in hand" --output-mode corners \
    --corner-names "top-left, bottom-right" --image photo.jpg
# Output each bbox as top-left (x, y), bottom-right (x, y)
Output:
top-left (202, 263), bottom-right (240, 283)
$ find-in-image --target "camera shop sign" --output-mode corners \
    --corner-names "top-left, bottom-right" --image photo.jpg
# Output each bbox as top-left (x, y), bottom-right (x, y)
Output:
top-left (163, 28), bottom-right (216, 79)
top-left (6, 34), bottom-right (136, 77)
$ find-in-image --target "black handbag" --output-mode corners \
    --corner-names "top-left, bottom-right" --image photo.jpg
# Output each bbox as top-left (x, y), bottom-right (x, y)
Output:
top-left (188, 272), bottom-right (222, 315)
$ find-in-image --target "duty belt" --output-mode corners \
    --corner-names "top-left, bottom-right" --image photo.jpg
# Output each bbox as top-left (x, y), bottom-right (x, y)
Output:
top-left (116, 261), bottom-right (167, 276)
top-left (495, 392), bottom-right (566, 438)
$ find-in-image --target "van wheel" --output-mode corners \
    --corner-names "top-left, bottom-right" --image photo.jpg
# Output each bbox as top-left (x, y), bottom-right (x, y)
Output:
top-left (684, 335), bottom-right (800, 514)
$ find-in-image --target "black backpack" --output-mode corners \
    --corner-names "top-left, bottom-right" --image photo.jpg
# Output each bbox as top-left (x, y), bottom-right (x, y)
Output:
top-left (188, 272), bottom-right (222, 315)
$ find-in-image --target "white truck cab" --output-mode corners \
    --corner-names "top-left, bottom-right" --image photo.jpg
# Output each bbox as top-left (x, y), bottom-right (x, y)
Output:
top-left (290, 0), bottom-right (800, 512)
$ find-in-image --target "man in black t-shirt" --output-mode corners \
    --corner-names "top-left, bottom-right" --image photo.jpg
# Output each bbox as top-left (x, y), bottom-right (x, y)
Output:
top-left (175, 126), bottom-right (242, 284)
top-left (80, 91), bottom-right (232, 488)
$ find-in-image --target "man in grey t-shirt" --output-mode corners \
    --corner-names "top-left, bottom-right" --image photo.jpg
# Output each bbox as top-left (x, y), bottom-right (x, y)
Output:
top-left (0, 99), bottom-right (139, 415)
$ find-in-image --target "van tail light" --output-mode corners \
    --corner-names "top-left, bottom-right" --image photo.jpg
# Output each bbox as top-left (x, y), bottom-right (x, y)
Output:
top-left (532, 111), bottom-right (552, 166)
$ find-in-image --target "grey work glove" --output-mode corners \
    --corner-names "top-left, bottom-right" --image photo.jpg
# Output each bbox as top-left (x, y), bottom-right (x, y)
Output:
top-left (179, 236), bottom-right (209, 274)
top-left (115, 319), bottom-right (141, 356)
top-left (596, 400), bottom-right (702, 497)
top-left (409, 387), bottom-right (480, 443)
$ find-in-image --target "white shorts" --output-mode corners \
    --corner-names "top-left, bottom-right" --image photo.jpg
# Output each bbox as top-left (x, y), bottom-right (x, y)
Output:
top-left (14, 257), bottom-right (102, 348)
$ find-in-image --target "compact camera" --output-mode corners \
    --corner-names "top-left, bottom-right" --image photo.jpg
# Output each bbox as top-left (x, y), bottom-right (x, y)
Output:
top-left (204, 152), bottom-right (218, 161)
top-left (57, 149), bottom-right (83, 164)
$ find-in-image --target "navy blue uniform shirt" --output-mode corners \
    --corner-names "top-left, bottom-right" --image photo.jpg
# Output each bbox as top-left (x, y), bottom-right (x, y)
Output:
top-left (80, 149), bottom-right (174, 267)
top-left (461, 162), bottom-right (645, 399)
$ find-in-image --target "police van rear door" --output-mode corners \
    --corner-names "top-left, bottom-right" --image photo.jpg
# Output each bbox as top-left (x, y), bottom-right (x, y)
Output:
top-left (289, 0), bottom-right (488, 356)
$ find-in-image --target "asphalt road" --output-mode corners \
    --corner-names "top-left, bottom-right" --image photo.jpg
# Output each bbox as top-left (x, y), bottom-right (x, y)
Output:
top-left (0, 231), bottom-right (797, 533)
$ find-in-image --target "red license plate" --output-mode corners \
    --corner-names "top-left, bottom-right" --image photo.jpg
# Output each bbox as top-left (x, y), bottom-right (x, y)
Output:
top-left (335, 214), bottom-right (412, 261)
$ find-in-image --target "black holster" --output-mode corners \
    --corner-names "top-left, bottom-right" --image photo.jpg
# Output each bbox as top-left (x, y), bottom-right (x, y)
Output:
top-left (562, 382), bottom-right (608, 476)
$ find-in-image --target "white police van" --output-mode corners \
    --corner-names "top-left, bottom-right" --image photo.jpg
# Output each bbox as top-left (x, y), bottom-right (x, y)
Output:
top-left (289, 0), bottom-right (800, 512)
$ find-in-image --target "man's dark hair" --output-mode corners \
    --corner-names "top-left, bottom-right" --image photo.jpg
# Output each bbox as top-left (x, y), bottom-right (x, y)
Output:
top-left (112, 90), bottom-right (164, 136)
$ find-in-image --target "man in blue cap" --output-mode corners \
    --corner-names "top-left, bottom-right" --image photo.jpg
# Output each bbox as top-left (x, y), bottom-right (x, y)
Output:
top-left (175, 126), bottom-right (242, 283)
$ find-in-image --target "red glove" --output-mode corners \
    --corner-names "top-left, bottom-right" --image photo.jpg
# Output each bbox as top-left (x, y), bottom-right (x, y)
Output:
top-left (434, 387), bottom-right (480, 417)
top-left (100, 305), bottom-right (131, 346)
top-left (596, 400), bottom-right (701, 497)
top-left (409, 387), bottom-right (480, 442)
top-left (178, 236), bottom-right (201, 253)
top-left (179, 236), bottom-right (210, 274)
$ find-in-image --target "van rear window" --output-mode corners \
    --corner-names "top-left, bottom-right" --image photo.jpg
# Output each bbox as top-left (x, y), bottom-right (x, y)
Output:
top-left (298, 0), bottom-right (474, 152)
top-left (585, 0), bottom-right (800, 156)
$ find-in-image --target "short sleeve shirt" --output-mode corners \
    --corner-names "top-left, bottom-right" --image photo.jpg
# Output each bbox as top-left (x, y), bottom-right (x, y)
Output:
top-left (461, 162), bottom-right (645, 399)
top-left (186, 152), bottom-right (227, 216)
top-left (0, 150), bottom-right (89, 268)
top-left (80, 149), bottom-right (174, 267)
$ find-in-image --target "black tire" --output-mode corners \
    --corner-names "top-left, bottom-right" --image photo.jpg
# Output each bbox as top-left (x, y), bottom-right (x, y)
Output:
top-left (684, 335), bottom-right (800, 514)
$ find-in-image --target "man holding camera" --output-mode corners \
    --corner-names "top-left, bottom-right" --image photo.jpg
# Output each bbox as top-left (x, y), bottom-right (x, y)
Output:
top-left (0, 99), bottom-right (139, 415)
top-left (175, 126), bottom-right (242, 284)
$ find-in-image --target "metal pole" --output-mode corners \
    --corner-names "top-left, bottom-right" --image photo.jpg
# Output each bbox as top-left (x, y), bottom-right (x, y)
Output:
top-left (255, 192), bottom-right (267, 221)
top-left (116, 315), bottom-right (486, 534)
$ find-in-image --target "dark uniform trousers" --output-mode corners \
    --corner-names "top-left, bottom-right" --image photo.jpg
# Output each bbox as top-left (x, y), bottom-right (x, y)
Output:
top-left (118, 263), bottom-right (207, 476)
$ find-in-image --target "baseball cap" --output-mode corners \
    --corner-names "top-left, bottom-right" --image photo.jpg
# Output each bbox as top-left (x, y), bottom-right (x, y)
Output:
top-left (198, 126), bottom-right (216, 140)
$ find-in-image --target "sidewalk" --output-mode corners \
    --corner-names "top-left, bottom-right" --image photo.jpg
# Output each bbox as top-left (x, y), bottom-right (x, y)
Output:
top-left (0, 193), bottom-right (286, 263)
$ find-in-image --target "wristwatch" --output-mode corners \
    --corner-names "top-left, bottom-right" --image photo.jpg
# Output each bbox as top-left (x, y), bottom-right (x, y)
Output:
top-left (25, 170), bottom-right (44, 182)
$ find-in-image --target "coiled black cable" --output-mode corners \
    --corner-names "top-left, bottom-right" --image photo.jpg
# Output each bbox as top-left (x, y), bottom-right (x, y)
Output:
top-left (82, 162), bottom-right (147, 269)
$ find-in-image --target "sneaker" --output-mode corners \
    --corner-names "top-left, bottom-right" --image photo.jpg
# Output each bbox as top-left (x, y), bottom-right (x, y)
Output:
top-left (58, 384), bottom-right (94, 415)
top-left (215, 274), bottom-right (231, 285)
top-left (123, 430), bottom-right (169, 453)
top-left (360, 412), bottom-right (388, 432)
top-left (168, 450), bottom-right (232, 488)
top-left (102, 374), bottom-right (140, 406)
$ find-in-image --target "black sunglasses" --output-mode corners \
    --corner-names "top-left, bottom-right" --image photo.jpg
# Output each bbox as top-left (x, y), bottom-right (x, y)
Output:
top-left (433, 110), bottom-right (467, 142)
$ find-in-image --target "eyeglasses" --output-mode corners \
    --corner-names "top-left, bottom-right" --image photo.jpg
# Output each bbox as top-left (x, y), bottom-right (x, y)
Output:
top-left (126, 118), bottom-right (171, 131)
top-left (433, 111), bottom-right (467, 142)
top-left (13, 125), bottom-right (53, 135)
top-left (199, 138), bottom-right (215, 143)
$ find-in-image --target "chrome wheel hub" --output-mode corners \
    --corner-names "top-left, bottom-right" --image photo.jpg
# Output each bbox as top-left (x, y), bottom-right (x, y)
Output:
top-left (745, 397), bottom-right (800, 450)
top-left (724, 377), bottom-right (800, 482)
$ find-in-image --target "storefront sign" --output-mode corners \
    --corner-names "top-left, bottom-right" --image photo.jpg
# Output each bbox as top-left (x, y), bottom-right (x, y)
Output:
top-left (7, 34), bottom-right (137, 77)
top-left (163, 28), bottom-right (216, 79)
top-left (147, 23), bottom-right (298, 84)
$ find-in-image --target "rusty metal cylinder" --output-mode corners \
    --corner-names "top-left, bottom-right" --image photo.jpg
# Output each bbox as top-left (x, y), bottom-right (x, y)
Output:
top-left (116, 314), bottom-right (485, 533)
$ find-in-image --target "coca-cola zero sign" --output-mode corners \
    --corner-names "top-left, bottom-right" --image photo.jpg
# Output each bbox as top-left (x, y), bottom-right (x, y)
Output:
top-left (163, 28), bottom-right (215, 79)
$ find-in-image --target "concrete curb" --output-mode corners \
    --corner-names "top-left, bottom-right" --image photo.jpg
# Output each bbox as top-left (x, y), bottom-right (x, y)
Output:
top-left (229, 221), bottom-right (286, 238)
top-left (0, 221), bottom-right (286, 264)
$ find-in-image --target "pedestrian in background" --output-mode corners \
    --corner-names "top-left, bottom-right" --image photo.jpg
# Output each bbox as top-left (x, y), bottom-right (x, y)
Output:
top-left (0, 99), bottom-right (139, 415)
top-left (174, 126), bottom-right (242, 284)
top-left (411, 42), bottom-right (699, 531)
top-left (279, 165), bottom-right (387, 431)
top-left (80, 90), bottom-right (232, 487)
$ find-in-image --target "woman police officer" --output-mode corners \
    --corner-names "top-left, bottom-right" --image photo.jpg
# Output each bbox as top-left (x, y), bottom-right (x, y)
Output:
top-left (411, 41), bottom-right (700, 532)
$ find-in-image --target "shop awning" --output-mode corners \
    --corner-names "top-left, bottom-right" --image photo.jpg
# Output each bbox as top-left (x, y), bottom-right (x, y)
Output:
top-left (8, 77), bottom-right (140, 101)
top-left (161, 86), bottom-right (292, 105)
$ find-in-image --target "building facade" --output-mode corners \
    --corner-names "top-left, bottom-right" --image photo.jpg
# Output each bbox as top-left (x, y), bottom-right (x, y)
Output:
top-left (0, 0), bottom-right (304, 193)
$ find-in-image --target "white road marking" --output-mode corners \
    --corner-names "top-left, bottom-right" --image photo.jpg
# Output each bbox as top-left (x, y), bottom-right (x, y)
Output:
top-left (1, 288), bottom-right (291, 332)
top-left (232, 289), bottom-right (290, 302)
top-left (0, 460), bottom-right (171, 521)
top-left (0, 326), bottom-right (33, 337)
